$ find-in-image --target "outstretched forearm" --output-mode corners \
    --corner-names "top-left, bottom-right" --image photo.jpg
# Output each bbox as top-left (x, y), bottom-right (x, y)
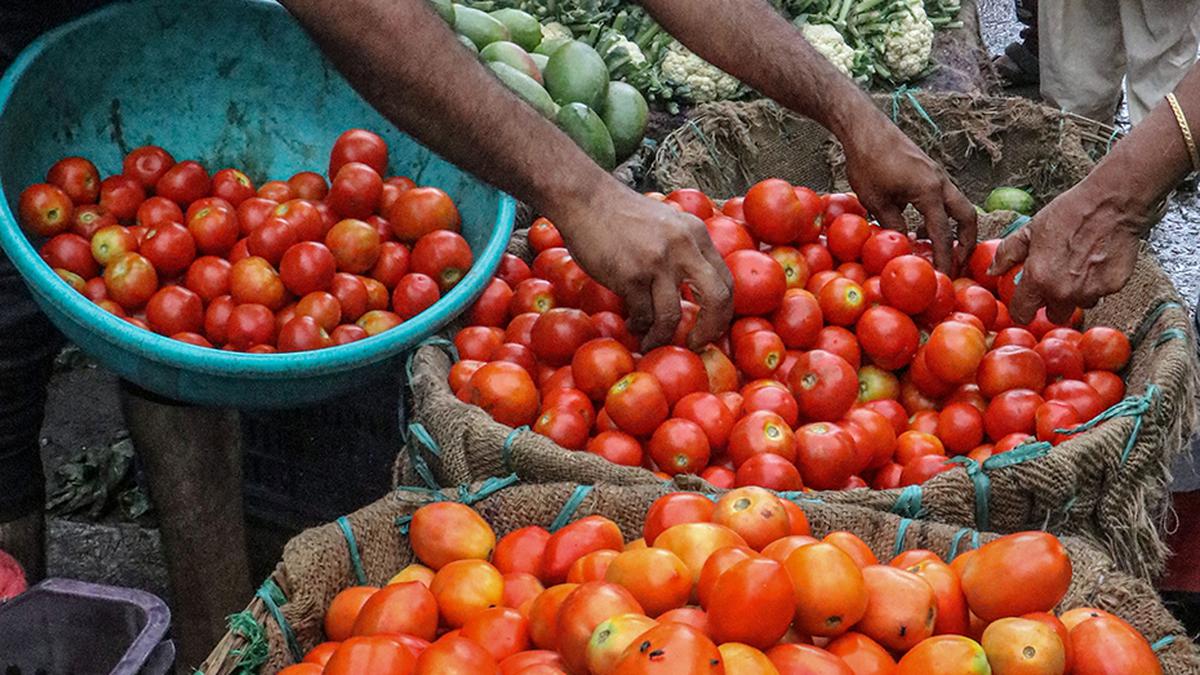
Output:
top-left (639, 0), bottom-right (882, 139)
top-left (278, 0), bottom-right (615, 220)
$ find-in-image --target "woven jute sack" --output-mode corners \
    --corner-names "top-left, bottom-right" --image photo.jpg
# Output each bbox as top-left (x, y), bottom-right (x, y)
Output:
top-left (199, 479), bottom-right (1199, 674)
top-left (646, 94), bottom-right (1199, 581)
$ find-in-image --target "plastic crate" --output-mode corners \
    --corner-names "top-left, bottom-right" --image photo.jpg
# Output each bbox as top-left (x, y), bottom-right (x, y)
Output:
top-left (0, 578), bottom-right (173, 674)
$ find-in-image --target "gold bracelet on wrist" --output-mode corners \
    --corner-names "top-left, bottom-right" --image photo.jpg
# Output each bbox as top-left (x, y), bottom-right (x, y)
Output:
top-left (1167, 92), bottom-right (1200, 173)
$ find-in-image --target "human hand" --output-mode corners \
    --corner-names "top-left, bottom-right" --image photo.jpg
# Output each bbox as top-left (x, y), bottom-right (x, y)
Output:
top-left (987, 179), bottom-right (1149, 324)
top-left (548, 182), bottom-right (733, 351)
top-left (842, 121), bottom-right (978, 274)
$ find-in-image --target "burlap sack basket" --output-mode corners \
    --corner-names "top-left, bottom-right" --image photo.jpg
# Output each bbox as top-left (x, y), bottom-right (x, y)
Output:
top-left (199, 479), bottom-right (1199, 674)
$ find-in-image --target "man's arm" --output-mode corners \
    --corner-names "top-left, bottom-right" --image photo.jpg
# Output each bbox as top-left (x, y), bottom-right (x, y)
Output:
top-left (641, 0), bottom-right (978, 272)
top-left (277, 0), bottom-right (731, 349)
top-left (989, 64), bottom-right (1200, 323)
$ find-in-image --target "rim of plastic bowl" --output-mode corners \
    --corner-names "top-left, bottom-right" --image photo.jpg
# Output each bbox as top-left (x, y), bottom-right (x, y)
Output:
top-left (0, 0), bottom-right (516, 378)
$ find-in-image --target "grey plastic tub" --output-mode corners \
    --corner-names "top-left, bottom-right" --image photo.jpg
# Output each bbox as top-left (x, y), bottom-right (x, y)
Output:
top-left (0, 578), bottom-right (173, 674)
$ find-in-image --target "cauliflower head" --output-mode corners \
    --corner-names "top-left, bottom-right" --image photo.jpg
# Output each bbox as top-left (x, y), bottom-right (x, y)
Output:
top-left (658, 41), bottom-right (740, 103)
top-left (540, 21), bottom-right (573, 42)
top-left (882, 0), bottom-right (934, 80)
top-left (801, 23), bottom-right (855, 79)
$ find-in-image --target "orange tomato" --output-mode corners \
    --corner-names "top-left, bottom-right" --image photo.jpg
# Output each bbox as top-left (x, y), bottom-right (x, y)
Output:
top-left (351, 581), bottom-right (438, 641)
top-left (825, 632), bottom-right (896, 675)
top-left (784, 543), bottom-right (868, 637)
top-left (717, 642), bottom-right (779, 674)
top-left (611, 623), bottom-right (724, 674)
top-left (657, 607), bottom-right (711, 636)
top-left (499, 650), bottom-right (566, 675)
top-left (698, 546), bottom-right (760, 609)
top-left (1057, 607), bottom-right (1116, 632)
top-left (413, 635), bottom-right (498, 675)
top-left (1069, 615), bottom-right (1162, 675)
top-left (605, 547), bottom-right (693, 617)
top-left (822, 531), bottom-right (878, 569)
top-left (409, 502), bottom-right (496, 570)
top-left (857, 566), bottom-right (937, 652)
top-left (905, 560), bottom-right (969, 636)
top-left (568, 549), bottom-right (620, 583)
top-left (925, 321), bottom-right (987, 384)
top-left (586, 613), bottom-right (658, 675)
top-left (493, 526), bottom-right (551, 576)
top-left (389, 564), bottom-right (435, 588)
top-left (527, 583), bottom-right (579, 650)
top-left (895, 635), bottom-right (989, 674)
top-left (708, 558), bottom-right (794, 649)
top-left (503, 572), bottom-right (545, 611)
top-left (542, 516), bottom-right (624, 584)
top-left (762, 535), bottom-right (818, 564)
top-left (460, 607), bottom-right (531, 662)
top-left (1022, 612), bottom-right (1073, 671)
top-left (430, 559), bottom-right (504, 628)
top-left (766, 643), bottom-right (854, 675)
top-left (643, 493), bottom-right (717, 545)
top-left (780, 499), bottom-right (812, 536)
top-left (960, 532), bottom-right (1071, 621)
top-left (324, 635), bottom-right (417, 675)
top-left (712, 487), bottom-right (792, 550)
top-left (324, 586), bottom-right (379, 641)
top-left (981, 617), bottom-right (1067, 675)
top-left (302, 641), bottom-right (340, 667)
top-left (278, 664), bottom-right (322, 675)
top-left (889, 550), bottom-right (940, 568)
top-left (654, 522), bottom-right (748, 586)
top-left (556, 582), bottom-right (645, 673)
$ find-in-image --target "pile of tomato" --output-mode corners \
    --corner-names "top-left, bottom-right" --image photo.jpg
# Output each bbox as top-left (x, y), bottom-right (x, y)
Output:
top-left (450, 180), bottom-right (1133, 492)
top-left (17, 129), bottom-right (474, 352)
top-left (282, 487), bottom-right (1162, 674)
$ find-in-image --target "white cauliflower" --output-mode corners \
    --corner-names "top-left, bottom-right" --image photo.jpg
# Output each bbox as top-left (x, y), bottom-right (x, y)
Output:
top-left (540, 21), bottom-right (573, 42)
top-left (881, 0), bottom-right (934, 81)
top-left (801, 23), bottom-right (856, 79)
top-left (658, 41), bottom-right (741, 103)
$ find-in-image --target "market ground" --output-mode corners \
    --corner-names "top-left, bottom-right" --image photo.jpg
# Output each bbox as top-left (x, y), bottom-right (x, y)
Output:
top-left (32, 0), bottom-right (1200, 632)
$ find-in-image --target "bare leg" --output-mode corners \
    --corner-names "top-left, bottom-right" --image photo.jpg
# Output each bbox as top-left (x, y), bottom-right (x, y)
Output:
top-left (120, 384), bottom-right (250, 667)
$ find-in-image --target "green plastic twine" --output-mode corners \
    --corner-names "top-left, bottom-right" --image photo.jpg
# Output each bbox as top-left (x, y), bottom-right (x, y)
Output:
top-left (890, 484), bottom-right (924, 518)
top-left (404, 335), bottom-right (458, 383)
top-left (406, 422), bottom-right (442, 490)
top-left (1152, 635), bottom-right (1178, 652)
top-left (501, 425), bottom-right (530, 475)
top-left (1000, 214), bottom-right (1032, 238)
top-left (890, 85), bottom-right (941, 135)
top-left (948, 441), bottom-right (1052, 530)
top-left (947, 527), bottom-right (977, 561)
top-left (1106, 127), bottom-right (1121, 153)
top-left (893, 518), bottom-right (915, 559)
top-left (1055, 384), bottom-right (1159, 464)
top-left (458, 473), bottom-right (521, 505)
top-left (1131, 301), bottom-right (1183, 350)
top-left (227, 610), bottom-right (268, 674)
top-left (777, 492), bottom-right (825, 505)
top-left (550, 485), bottom-right (595, 532)
top-left (1155, 328), bottom-right (1189, 348)
top-left (336, 516), bottom-right (368, 586)
top-left (256, 578), bottom-right (302, 664)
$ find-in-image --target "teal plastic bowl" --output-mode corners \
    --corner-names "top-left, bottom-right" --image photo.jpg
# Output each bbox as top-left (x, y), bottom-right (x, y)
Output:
top-left (0, 0), bottom-right (515, 408)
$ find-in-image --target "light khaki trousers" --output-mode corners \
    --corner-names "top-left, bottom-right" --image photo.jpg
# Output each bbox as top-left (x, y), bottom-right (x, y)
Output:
top-left (1040, 0), bottom-right (1200, 124)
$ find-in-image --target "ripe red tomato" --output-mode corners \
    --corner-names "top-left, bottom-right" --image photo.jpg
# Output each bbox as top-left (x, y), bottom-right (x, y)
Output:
top-left (570, 338), bottom-right (635, 401)
top-left (767, 246), bottom-right (811, 291)
top-left (663, 188), bottom-right (714, 220)
top-left (977, 345), bottom-right (1046, 398)
top-left (495, 254), bottom-right (532, 289)
top-left (278, 315), bottom-right (333, 351)
top-left (800, 243), bottom-right (834, 276)
top-left (133, 197), bottom-right (181, 232)
top-left (533, 407), bottom-right (590, 449)
top-left (234, 197), bottom-right (277, 235)
top-left (387, 187), bottom-right (461, 241)
top-left (47, 156), bottom-right (100, 205)
top-left (844, 407), bottom-right (897, 470)
top-left (826, 214), bottom-right (871, 263)
top-left (727, 410), bottom-right (796, 466)
top-left (510, 278), bottom-right (557, 315)
top-left (915, 271), bottom-right (955, 327)
top-left (994, 327), bottom-right (1038, 349)
top-left (984, 389), bottom-right (1045, 441)
top-left (71, 204), bottom-right (116, 239)
top-left (767, 289), bottom-right (820, 350)
top-left (734, 330), bottom-right (785, 379)
top-left (257, 181), bottom-right (294, 202)
top-left (924, 321), bottom-right (987, 384)
top-left (741, 380), bottom-right (799, 427)
top-left (393, 273), bottom-right (441, 319)
top-left (202, 295), bottom-right (235, 345)
top-left (705, 215), bottom-right (756, 258)
top-left (356, 310), bottom-right (402, 336)
top-left (466, 361), bottom-right (540, 427)
top-left (295, 291), bottom-right (342, 332)
top-left (492, 342), bottom-right (537, 375)
top-left (953, 284), bottom-right (998, 330)
top-left (323, 218), bottom-right (382, 273)
top-left (186, 200), bottom-right (239, 255)
top-left (586, 431), bottom-right (644, 466)
top-left (637, 346), bottom-right (709, 406)
top-left (273, 199), bottom-right (325, 242)
top-left (794, 422), bottom-right (857, 489)
top-left (1084, 370), bottom-right (1125, 408)
top-left (411, 230), bottom-right (473, 291)
top-left (140, 222), bottom-right (196, 276)
top-left (735, 452), bottom-right (803, 490)
top-left (1035, 400), bottom-right (1080, 444)
top-left (155, 160), bottom-right (210, 206)
top-left (371, 242), bottom-right (411, 290)
top-left (937, 402), bottom-right (985, 455)
top-left (605, 372), bottom-right (670, 437)
top-left (1035, 338), bottom-right (1085, 381)
top-left (247, 218), bottom-right (299, 266)
top-left (1044, 379), bottom-right (1106, 421)
top-left (464, 279), bottom-right (512, 329)
top-left (856, 305), bottom-right (919, 370)
top-left (226, 303), bottom-right (276, 350)
top-left (454, 326), bottom-right (504, 361)
top-left (811, 326), bottom-right (861, 370)
top-left (900, 454), bottom-right (954, 486)
top-left (880, 254), bottom-right (936, 315)
top-left (121, 146), bottom-right (175, 190)
top-left (330, 273), bottom-right (369, 322)
top-left (649, 418), bottom-right (712, 475)
top-left (143, 286), bottom-right (203, 336)
top-left (1079, 327), bottom-right (1131, 371)
top-left (211, 168), bottom-right (256, 206)
top-left (788, 349), bottom-right (857, 421)
top-left (743, 178), bottom-right (804, 245)
top-left (526, 218), bottom-right (564, 253)
top-left (861, 229), bottom-right (912, 275)
top-left (807, 271), bottom-right (842, 297)
top-left (726, 249), bottom-right (787, 315)
top-left (230, 256), bottom-right (286, 310)
top-left (98, 175), bottom-right (145, 223)
top-left (328, 162), bottom-right (383, 219)
top-left (674, 392), bottom-right (735, 451)
top-left (817, 277), bottom-right (866, 326)
top-left (528, 308), bottom-right (598, 367)
top-left (329, 128), bottom-right (388, 177)
top-left (40, 233), bottom-right (96, 279)
top-left (183, 256), bottom-right (231, 302)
